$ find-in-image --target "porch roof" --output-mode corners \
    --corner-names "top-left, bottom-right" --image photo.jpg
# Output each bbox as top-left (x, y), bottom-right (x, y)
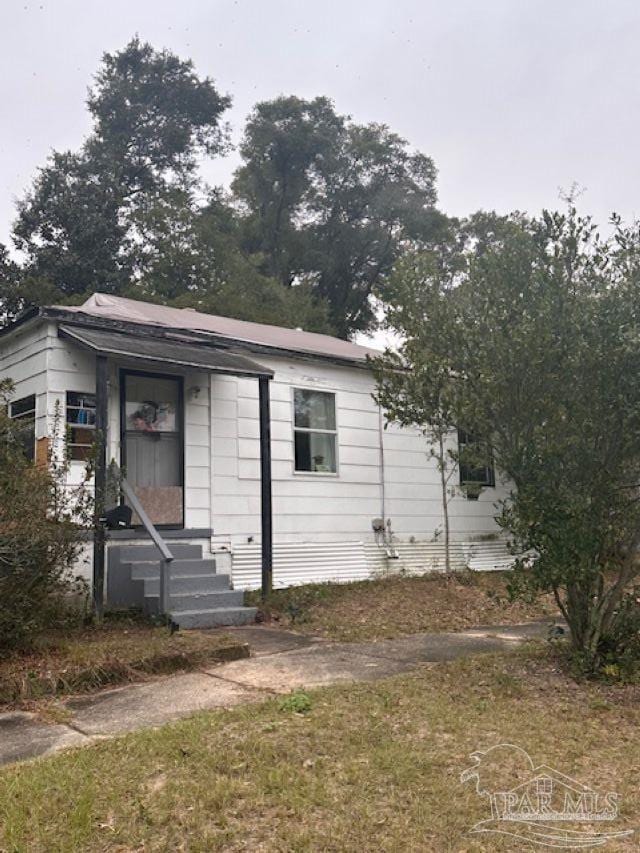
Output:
top-left (58, 324), bottom-right (274, 379)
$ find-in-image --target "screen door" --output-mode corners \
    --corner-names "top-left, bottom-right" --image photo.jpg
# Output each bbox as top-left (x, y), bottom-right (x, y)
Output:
top-left (122, 372), bottom-right (184, 527)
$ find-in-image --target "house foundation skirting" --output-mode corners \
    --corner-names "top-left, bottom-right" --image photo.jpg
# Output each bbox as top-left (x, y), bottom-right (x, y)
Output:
top-left (224, 537), bottom-right (515, 591)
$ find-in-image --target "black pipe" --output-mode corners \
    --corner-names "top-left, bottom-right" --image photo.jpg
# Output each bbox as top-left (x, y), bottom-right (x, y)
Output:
top-left (92, 354), bottom-right (108, 619)
top-left (258, 375), bottom-right (273, 599)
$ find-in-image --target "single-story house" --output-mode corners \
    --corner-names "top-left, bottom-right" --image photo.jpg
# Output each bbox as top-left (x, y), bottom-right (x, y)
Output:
top-left (0, 293), bottom-right (511, 627)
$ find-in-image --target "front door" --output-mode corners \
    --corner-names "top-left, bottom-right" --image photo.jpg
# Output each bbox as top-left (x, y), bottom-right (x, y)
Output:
top-left (121, 371), bottom-right (184, 527)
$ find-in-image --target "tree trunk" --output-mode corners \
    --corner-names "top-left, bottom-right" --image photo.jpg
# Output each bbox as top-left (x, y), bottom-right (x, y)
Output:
top-left (438, 431), bottom-right (451, 575)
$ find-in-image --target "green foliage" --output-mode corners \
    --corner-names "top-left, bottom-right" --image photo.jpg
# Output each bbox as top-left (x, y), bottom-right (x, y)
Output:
top-left (9, 38), bottom-right (230, 311)
top-left (279, 690), bottom-right (313, 714)
top-left (233, 96), bottom-right (344, 288)
top-left (595, 588), bottom-right (640, 681)
top-left (0, 382), bottom-right (91, 650)
top-left (375, 207), bottom-right (640, 674)
top-left (3, 42), bottom-right (444, 337)
top-left (136, 191), bottom-right (333, 332)
top-left (234, 96), bottom-right (442, 337)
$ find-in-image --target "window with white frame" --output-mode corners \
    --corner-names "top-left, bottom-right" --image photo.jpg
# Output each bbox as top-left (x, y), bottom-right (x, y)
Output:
top-left (293, 388), bottom-right (337, 473)
top-left (66, 391), bottom-right (96, 461)
top-left (9, 394), bottom-right (36, 462)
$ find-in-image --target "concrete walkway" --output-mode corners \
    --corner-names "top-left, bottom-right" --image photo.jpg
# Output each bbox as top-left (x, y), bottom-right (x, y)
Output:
top-left (0, 619), bottom-right (557, 768)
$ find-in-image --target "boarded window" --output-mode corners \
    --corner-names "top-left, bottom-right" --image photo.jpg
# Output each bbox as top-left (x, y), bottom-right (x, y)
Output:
top-left (9, 394), bottom-right (36, 462)
top-left (66, 392), bottom-right (96, 461)
top-left (294, 389), bottom-right (337, 474)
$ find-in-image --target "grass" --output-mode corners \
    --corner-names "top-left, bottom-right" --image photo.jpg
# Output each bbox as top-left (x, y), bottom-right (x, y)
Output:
top-left (0, 646), bottom-right (638, 851)
top-left (247, 570), bottom-right (557, 641)
top-left (0, 615), bottom-right (246, 710)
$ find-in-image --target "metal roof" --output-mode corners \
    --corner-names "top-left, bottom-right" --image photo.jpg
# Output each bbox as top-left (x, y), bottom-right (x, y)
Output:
top-left (55, 293), bottom-right (378, 364)
top-left (58, 324), bottom-right (274, 378)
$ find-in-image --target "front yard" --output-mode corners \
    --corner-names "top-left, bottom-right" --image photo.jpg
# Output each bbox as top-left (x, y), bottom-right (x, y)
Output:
top-left (248, 570), bottom-right (557, 641)
top-left (0, 646), bottom-right (637, 851)
top-left (0, 616), bottom-right (246, 711)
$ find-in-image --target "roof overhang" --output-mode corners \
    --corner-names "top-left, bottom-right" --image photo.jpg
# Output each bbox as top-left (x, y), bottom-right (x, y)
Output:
top-left (43, 306), bottom-right (373, 370)
top-left (58, 324), bottom-right (274, 379)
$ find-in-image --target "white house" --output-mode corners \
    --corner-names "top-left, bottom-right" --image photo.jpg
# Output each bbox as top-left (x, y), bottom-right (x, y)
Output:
top-left (0, 293), bottom-right (510, 627)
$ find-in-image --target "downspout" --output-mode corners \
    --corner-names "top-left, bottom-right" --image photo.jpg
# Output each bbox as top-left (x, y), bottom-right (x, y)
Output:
top-left (378, 404), bottom-right (386, 525)
top-left (377, 404), bottom-right (398, 561)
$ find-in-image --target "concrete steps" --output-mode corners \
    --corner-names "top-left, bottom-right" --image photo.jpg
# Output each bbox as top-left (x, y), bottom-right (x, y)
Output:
top-left (143, 573), bottom-right (231, 595)
top-left (144, 589), bottom-right (245, 615)
top-left (170, 606), bottom-right (259, 629)
top-left (130, 558), bottom-right (218, 580)
top-left (106, 543), bottom-right (257, 628)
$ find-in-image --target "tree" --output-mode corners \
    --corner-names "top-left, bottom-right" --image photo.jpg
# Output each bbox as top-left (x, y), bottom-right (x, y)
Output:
top-left (309, 123), bottom-right (441, 337)
top-left (6, 44), bottom-right (332, 332)
top-left (373, 230), bottom-right (465, 574)
top-left (9, 38), bottom-right (231, 308)
top-left (0, 244), bottom-right (26, 322)
top-left (232, 96), bottom-right (344, 288)
top-left (233, 96), bottom-right (441, 338)
top-left (375, 208), bottom-right (640, 674)
top-left (13, 150), bottom-right (129, 299)
top-left (132, 190), bottom-right (333, 331)
top-left (0, 381), bottom-right (91, 649)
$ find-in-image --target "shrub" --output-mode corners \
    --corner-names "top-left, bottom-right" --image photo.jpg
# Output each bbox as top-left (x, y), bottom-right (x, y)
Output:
top-left (279, 690), bottom-right (313, 714)
top-left (375, 207), bottom-right (640, 676)
top-left (0, 381), bottom-right (92, 650)
top-left (596, 588), bottom-right (640, 681)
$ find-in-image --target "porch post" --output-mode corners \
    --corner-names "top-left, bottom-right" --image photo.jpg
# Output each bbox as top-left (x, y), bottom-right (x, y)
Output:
top-left (258, 375), bottom-right (273, 599)
top-left (92, 354), bottom-right (108, 620)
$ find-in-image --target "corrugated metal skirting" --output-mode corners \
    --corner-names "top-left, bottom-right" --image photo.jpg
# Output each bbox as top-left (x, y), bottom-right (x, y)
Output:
top-left (230, 538), bottom-right (516, 590)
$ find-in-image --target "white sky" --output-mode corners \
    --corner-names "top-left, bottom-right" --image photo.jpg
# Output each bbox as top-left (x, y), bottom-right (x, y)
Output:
top-left (1, 0), bottom-right (639, 253)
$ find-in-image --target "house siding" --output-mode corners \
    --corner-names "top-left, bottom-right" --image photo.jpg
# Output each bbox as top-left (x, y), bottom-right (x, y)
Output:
top-left (209, 355), bottom-right (510, 587)
top-left (0, 320), bottom-right (50, 443)
top-left (210, 357), bottom-right (385, 549)
top-left (0, 319), bottom-right (513, 591)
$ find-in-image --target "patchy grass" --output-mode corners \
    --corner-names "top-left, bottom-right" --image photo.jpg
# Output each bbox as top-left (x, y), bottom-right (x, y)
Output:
top-left (0, 647), bottom-right (638, 851)
top-left (247, 571), bottom-right (557, 641)
top-left (0, 615), bottom-right (246, 710)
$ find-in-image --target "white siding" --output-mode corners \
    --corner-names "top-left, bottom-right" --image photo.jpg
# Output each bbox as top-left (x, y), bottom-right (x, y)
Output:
top-left (381, 420), bottom-right (509, 538)
top-left (211, 357), bottom-right (385, 548)
top-left (1, 319), bottom-right (513, 591)
top-left (37, 328), bottom-right (211, 528)
top-left (210, 354), bottom-right (509, 587)
top-left (0, 320), bottom-right (51, 442)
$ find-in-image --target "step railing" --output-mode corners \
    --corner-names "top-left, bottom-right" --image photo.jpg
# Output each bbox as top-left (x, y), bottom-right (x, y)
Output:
top-left (110, 464), bottom-right (175, 617)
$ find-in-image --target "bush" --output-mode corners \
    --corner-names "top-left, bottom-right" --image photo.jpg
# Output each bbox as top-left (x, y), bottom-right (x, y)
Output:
top-left (594, 588), bottom-right (640, 681)
top-left (0, 381), bottom-right (92, 650)
top-left (375, 208), bottom-right (640, 675)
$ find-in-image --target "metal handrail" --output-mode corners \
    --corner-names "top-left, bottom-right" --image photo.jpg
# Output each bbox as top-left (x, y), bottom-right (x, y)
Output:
top-left (111, 464), bottom-right (174, 617)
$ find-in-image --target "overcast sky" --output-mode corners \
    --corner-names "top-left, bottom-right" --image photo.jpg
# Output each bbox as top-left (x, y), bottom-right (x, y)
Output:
top-left (1, 0), bottom-right (639, 251)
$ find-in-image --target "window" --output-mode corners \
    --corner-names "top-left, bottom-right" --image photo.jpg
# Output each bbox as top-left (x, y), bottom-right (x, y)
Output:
top-left (294, 389), bottom-right (337, 474)
top-left (9, 394), bottom-right (36, 462)
top-left (458, 429), bottom-right (495, 493)
top-left (66, 392), bottom-right (96, 461)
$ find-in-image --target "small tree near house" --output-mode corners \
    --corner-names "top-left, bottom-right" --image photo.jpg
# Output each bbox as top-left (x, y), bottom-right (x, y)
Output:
top-left (0, 381), bottom-right (92, 650)
top-left (372, 272), bottom-right (458, 572)
top-left (373, 240), bottom-right (470, 576)
top-left (375, 208), bottom-right (640, 675)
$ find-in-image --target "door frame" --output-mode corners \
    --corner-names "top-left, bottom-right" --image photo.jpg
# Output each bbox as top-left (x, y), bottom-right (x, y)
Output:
top-left (119, 368), bottom-right (186, 530)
